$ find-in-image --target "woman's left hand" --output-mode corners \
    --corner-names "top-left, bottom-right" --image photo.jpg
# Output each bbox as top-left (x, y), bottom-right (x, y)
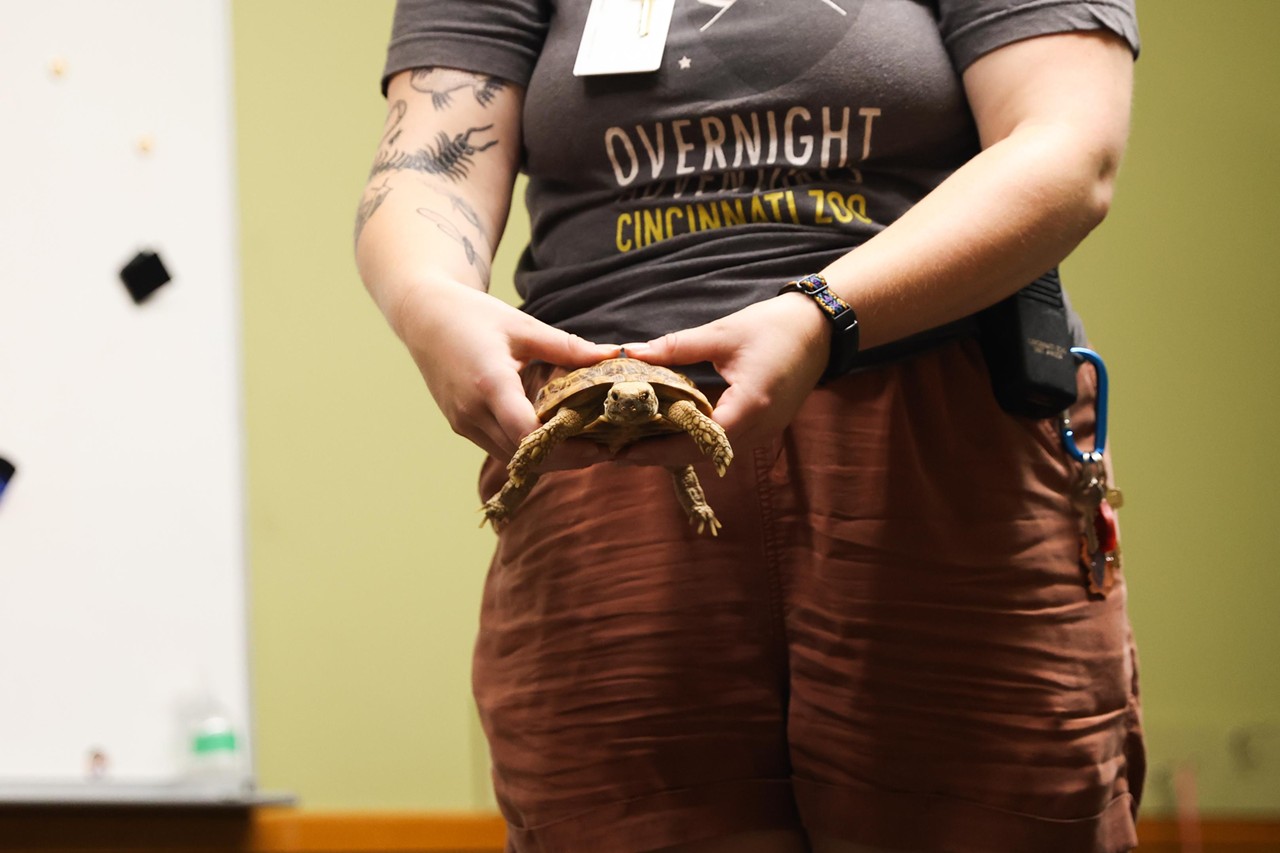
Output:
top-left (615, 293), bottom-right (831, 467)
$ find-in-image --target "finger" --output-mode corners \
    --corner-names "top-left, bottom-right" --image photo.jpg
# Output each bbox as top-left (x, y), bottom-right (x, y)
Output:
top-left (459, 418), bottom-right (513, 462)
top-left (707, 383), bottom-right (752, 437)
top-left (708, 384), bottom-right (780, 452)
top-left (621, 324), bottom-right (726, 366)
top-left (516, 323), bottom-right (619, 368)
top-left (487, 376), bottom-right (542, 450)
top-left (434, 375), bottom-right (517, 460)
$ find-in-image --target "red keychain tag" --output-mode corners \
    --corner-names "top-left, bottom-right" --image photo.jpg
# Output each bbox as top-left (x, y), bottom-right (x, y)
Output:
top-left (1080, 499), bottom-right (1121, 597)
top-left (1095, 499), bottom-right (1119, 554)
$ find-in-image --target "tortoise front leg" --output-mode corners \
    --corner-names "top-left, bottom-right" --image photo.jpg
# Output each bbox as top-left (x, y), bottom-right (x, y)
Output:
top-left (668, 465), bottom-right (721, 536)
top-left (662, 399), bottom-right (733, 476)
top-left (507, 405), bottom-right (591, 486)
top-left (480, 471), bottom-right (541, 531)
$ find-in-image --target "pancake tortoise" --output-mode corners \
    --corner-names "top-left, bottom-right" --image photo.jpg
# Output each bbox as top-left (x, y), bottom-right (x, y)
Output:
top-left (480, 354), bottom-right (734, 535)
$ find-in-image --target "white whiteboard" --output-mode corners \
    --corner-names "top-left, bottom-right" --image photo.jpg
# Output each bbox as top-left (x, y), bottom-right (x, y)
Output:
top-left (0, 0), bottom-right (253, 796)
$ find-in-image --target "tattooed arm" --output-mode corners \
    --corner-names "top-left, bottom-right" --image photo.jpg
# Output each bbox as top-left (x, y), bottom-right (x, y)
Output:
top-left (355, 68), bottom-right (516, 292)
top-left (355, 68), bottom-right (616, 462)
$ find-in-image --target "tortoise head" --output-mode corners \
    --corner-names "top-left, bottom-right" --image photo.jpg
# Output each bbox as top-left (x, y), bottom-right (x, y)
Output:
top-left (602, 381), bottom-right (659, 424)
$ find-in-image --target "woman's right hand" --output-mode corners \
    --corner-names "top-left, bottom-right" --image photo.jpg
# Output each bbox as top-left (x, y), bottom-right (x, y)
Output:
top-left (394, 281), bottom-right (619, 465)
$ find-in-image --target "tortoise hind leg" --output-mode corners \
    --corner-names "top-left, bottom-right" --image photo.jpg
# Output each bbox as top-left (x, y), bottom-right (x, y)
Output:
top-left (669, 465), bottom-right (721, 536)
top-left (663, 399), bottom-right (733, 476)
top-left (480, 471), bottom-right (541, 531)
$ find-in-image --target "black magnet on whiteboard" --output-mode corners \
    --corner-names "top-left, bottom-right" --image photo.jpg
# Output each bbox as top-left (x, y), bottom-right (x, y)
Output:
top-left (119, 250), bottom-right (172, 304)
top-left (0, 456), bottom-right (14, 501)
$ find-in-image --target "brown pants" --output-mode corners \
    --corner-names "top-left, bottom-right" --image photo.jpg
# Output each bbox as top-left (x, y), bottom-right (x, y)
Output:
top-left (475, 338), bottom-right (1144, 853)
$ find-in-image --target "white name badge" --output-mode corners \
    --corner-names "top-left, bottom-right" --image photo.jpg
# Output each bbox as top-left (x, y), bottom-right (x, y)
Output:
top-left (574, 0), bottom-right (677, 77)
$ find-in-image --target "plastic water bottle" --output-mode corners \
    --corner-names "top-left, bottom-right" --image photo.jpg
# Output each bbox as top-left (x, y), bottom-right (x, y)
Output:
top-left (183, 693), bottom-right (245, 797)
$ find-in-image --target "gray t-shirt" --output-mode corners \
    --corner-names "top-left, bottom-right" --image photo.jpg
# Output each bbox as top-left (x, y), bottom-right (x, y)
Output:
top-left (383, 0), bottom-right (1139, 371)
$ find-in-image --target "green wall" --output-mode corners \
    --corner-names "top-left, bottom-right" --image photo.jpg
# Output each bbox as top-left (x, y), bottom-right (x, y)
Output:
top-left (1062, 0), bottom-right (1280, 813)
top-left (233, 0), bottom-right (1280, 814)
top-left (234, 0), bottom-right (498, 809)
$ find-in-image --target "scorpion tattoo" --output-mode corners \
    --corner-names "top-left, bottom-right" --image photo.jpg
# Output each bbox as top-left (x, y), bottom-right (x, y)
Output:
top-left (370, 125), bottom-right (498, 182)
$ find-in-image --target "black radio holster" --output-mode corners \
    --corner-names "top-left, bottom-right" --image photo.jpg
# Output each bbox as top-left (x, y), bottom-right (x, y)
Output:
top-left (976, 268), bottom-right (1079, 419)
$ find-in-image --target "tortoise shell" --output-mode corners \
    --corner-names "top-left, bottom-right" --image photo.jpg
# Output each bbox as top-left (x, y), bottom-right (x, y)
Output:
top-left (533, 356), bottom-right (712, 438)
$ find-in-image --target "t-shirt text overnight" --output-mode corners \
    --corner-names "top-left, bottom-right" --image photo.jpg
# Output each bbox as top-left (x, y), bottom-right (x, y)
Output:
top-left (604, 105), bottom-right (883, 252)
top-left (604, 106), bottom-right (881, 186)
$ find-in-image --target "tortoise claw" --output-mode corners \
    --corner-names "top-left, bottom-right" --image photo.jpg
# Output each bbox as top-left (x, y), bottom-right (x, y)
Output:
top-left (478, 500), bottom-right (510, 531)
top-left (689, 506), bottom-right (722, 537)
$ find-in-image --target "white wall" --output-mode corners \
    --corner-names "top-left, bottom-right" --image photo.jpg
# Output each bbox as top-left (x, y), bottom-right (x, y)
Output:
top-left (0, 0), bottom-right (250, 793)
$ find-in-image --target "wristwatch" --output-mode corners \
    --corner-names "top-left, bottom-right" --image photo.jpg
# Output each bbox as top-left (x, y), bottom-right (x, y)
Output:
top-left (778, 273), bottom-right (860, 382)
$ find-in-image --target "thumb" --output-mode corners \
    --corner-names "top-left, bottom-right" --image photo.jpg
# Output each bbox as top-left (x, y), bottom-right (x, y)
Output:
top-left (516, 322), bottom-right (620, 368)
top-left (622, 325), bottom-right (724, 366)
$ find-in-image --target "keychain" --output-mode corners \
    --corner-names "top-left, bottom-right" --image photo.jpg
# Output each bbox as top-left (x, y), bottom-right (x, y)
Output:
top-left (1060, 348), bottom-right (1123, 597)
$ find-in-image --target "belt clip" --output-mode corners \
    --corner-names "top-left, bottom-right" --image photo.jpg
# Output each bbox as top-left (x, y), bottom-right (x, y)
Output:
top-left (1059, 347), bottom-right (1108, 464)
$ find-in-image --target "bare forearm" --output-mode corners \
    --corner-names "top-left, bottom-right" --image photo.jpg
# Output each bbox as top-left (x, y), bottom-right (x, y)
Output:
top-left (354, 69), bottom-right (522, 340)
top-left (822, 122), bottom-right (1117, 349)
top-left (355, 171), bottom-right (503, 336)
top-left (822, 31), bottom-right (1134, 350)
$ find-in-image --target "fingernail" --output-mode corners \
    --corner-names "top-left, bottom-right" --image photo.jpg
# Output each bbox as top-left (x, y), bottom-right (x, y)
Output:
top-left (620, 342), bottom-right (650, 356)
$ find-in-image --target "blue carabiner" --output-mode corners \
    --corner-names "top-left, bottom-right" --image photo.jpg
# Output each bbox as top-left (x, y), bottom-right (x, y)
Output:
top-left (1060, 347), bottom-right (1108, 464)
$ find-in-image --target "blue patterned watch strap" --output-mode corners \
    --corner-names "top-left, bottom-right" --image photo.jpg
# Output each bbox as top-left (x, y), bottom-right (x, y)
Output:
top-left (781, 274), bottom-right (852, 321)
top-left (779, 273), bottom-right (861, 382)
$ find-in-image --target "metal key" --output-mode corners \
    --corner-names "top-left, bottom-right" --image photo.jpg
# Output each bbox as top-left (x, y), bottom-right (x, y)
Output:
top-left (1074, 455), bottom-right (1107, 556)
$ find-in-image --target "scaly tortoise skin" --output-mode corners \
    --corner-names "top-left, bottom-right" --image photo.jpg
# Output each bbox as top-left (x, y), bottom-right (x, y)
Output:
top-left (480, 355), bottom-right (734, 535)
